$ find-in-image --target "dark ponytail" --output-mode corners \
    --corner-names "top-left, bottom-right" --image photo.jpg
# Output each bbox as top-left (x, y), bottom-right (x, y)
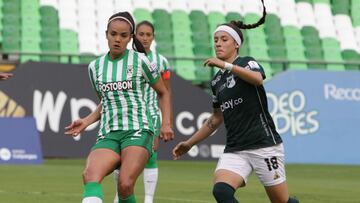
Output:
top-left (230, 0), bottom-right (266, 30)
top-left (221, 0), bottom-right (266, 44)
top-left (107, 11), bottom-right (146, 54)
top-left (132, 36), bottom-right (146, 53)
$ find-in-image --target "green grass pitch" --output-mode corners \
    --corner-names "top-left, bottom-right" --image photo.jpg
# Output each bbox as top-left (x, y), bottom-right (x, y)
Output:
top-left (0, 159), bottom-right (359, 202)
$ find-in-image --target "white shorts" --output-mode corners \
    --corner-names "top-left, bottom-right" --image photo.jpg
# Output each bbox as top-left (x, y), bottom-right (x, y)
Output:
top-left (215, 143), bottom-right (286, 187)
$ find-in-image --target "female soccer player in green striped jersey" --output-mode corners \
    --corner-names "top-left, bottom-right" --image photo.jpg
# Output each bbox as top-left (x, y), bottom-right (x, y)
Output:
top-left (113, 20), bottom-right (172, 203)
top-left (65, 12), bottom-right (174, 203)
top-left (172, 1), bottom-right (298, 203)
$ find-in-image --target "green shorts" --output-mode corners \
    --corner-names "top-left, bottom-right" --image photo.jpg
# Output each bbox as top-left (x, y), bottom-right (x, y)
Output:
top-left (92, 129), bottom-right (154, 155)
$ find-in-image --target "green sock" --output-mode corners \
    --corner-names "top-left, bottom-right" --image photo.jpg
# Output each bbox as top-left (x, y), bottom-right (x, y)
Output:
top-left (83, 182), bottom-right (103, 200)
top-left (119, 194), bottom-right (136, 203)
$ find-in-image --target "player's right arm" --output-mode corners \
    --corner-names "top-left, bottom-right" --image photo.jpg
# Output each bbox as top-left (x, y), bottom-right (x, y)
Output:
top-left (65, 103), bottom-right (101, 136)
top-left (65, 60), bottom-right (102, 137)
top-left (172, 108), bottom-right (223, 160)
top-left (161, 56), bottom-right (173, 127)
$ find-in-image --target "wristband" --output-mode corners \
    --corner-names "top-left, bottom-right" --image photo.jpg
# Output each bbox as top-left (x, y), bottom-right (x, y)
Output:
top-left (224, 62), bottom-right (234, 71)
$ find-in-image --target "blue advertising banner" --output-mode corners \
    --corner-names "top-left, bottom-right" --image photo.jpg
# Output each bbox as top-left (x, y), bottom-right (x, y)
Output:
top-left (0, 117), bottom-right (43, 164)
top-left (265, 70), bottom-right (360, 165)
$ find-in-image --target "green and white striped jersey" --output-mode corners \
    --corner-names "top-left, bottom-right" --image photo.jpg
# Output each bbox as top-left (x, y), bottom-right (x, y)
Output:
top-left (145, 50), bottom-right (171, 116)
top-left (88, 49), bottom-right (161, 135)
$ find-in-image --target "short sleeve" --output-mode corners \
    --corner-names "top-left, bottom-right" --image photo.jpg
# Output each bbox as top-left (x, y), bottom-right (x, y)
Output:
top-left (140, 54), bottom-right (161, 85)
top-left (88, 59), bottom-right (99, 92)
top-left (160, 55), bottom-right (171, 80)
top-left (161, 55), bottom-right (171, 72)
top-left (242, 57), bottom-right (266, 80)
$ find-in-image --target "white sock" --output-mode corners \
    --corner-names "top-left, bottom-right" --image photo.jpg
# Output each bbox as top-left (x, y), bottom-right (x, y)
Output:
top-left (143, 168), bottom-right (158, 203)
top-left (82, 197), bottom-right (102, 203)
top-left (113, 169), bottom-right (120, 203)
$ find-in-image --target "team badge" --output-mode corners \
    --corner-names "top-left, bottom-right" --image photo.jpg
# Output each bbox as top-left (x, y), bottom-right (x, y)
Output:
top-left (211, 75), bottom-right (221, 86)
top-left (149, 62), bottom-right (158, 73)
top-left (127, 66), bottom-right (133, 75)
top-left (226, 75), bottom-right (236, 88)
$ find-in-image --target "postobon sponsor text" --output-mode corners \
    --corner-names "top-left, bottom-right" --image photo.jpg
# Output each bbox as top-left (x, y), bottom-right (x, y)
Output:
top-left (98, 81), bottom-right (133, 92)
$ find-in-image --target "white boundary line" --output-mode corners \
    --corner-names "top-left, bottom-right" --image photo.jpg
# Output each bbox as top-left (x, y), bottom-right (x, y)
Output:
top-left (0, 190), bottom-right (212, 203)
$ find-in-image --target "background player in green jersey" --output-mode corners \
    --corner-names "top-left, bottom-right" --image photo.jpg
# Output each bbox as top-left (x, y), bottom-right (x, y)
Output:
top-left (172, 1), bottom-right (298, 203)
top-left (65, 12), bottom-right (174, 203)
top-left (113, 20), bottom-right (172, 203)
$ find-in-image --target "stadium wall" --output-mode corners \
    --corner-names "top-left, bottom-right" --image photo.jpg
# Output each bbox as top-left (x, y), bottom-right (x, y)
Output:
top-left (0, 62), bottom-right (359, 165)
top-left (0, 61), bottom-right (226, 160)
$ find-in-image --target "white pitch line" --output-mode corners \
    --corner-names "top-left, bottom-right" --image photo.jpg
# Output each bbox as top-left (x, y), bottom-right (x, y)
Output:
top-left (0, 190), bottom-right (213, 203)
top-left (155, 196), bottom-right (212, 203)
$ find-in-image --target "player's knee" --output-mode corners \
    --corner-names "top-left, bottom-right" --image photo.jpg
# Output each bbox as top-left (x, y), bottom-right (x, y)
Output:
top-left (212, 182), bottom-right (238, 203)
top-left (118, 179), bottom-right (135, 197)
top-left (287, 197), bottom-right (299, 203)
top-left (82, 168), bottom-right (101, 183)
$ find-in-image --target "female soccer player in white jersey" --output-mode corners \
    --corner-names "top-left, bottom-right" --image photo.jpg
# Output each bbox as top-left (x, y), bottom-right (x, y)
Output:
top-left (113, 20), bottom-right (172, 203)
top-left (172, 1), bottom-right (299, 203)
top-left (65, 12), bottom-right (174, 203)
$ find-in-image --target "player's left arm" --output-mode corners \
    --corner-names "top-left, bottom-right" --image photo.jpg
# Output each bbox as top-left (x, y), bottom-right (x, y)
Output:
top-left (204, 57), bottom-right (263, 86)
top-left (160, 56), bottom-right (173, 127)
top-left (141, 55), bottom-right (174, 142)
top-left (151, 79), bottom-right (174, 142)
top-left (161, 70), bottom-right (173, 128)
top-left (230, 65), bottom-right (263, 86)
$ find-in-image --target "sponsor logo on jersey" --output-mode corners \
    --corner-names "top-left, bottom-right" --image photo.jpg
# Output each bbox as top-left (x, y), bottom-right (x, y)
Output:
top-left (211, 75), bottom-right (222, 86)
top-left (0, 91), bottom-right (26, 117)
top-left (212, 95), bottom-right (218, 103)
top-left (273, 171), bottom-right (280, 180)
top-left (220, 97), bottom-right (243, 112)
top-left (218, 84), bottom-right (226, 92)
top-left (149, 62), bottom-right (158, 73)
top-left (98, 81), bottom-right (133, 92)
top-left (96, 134), bottom-right (105, 142)
top-left (248, 61), bottom-right (260, 70)
top-left (226, 75), bottom-right (236, 88)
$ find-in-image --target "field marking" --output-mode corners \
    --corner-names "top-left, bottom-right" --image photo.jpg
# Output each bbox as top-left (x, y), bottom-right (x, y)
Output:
top-left (156, 196), bottom-right (211, 203)
top-left (0, 189), bottom-right (212, 203)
